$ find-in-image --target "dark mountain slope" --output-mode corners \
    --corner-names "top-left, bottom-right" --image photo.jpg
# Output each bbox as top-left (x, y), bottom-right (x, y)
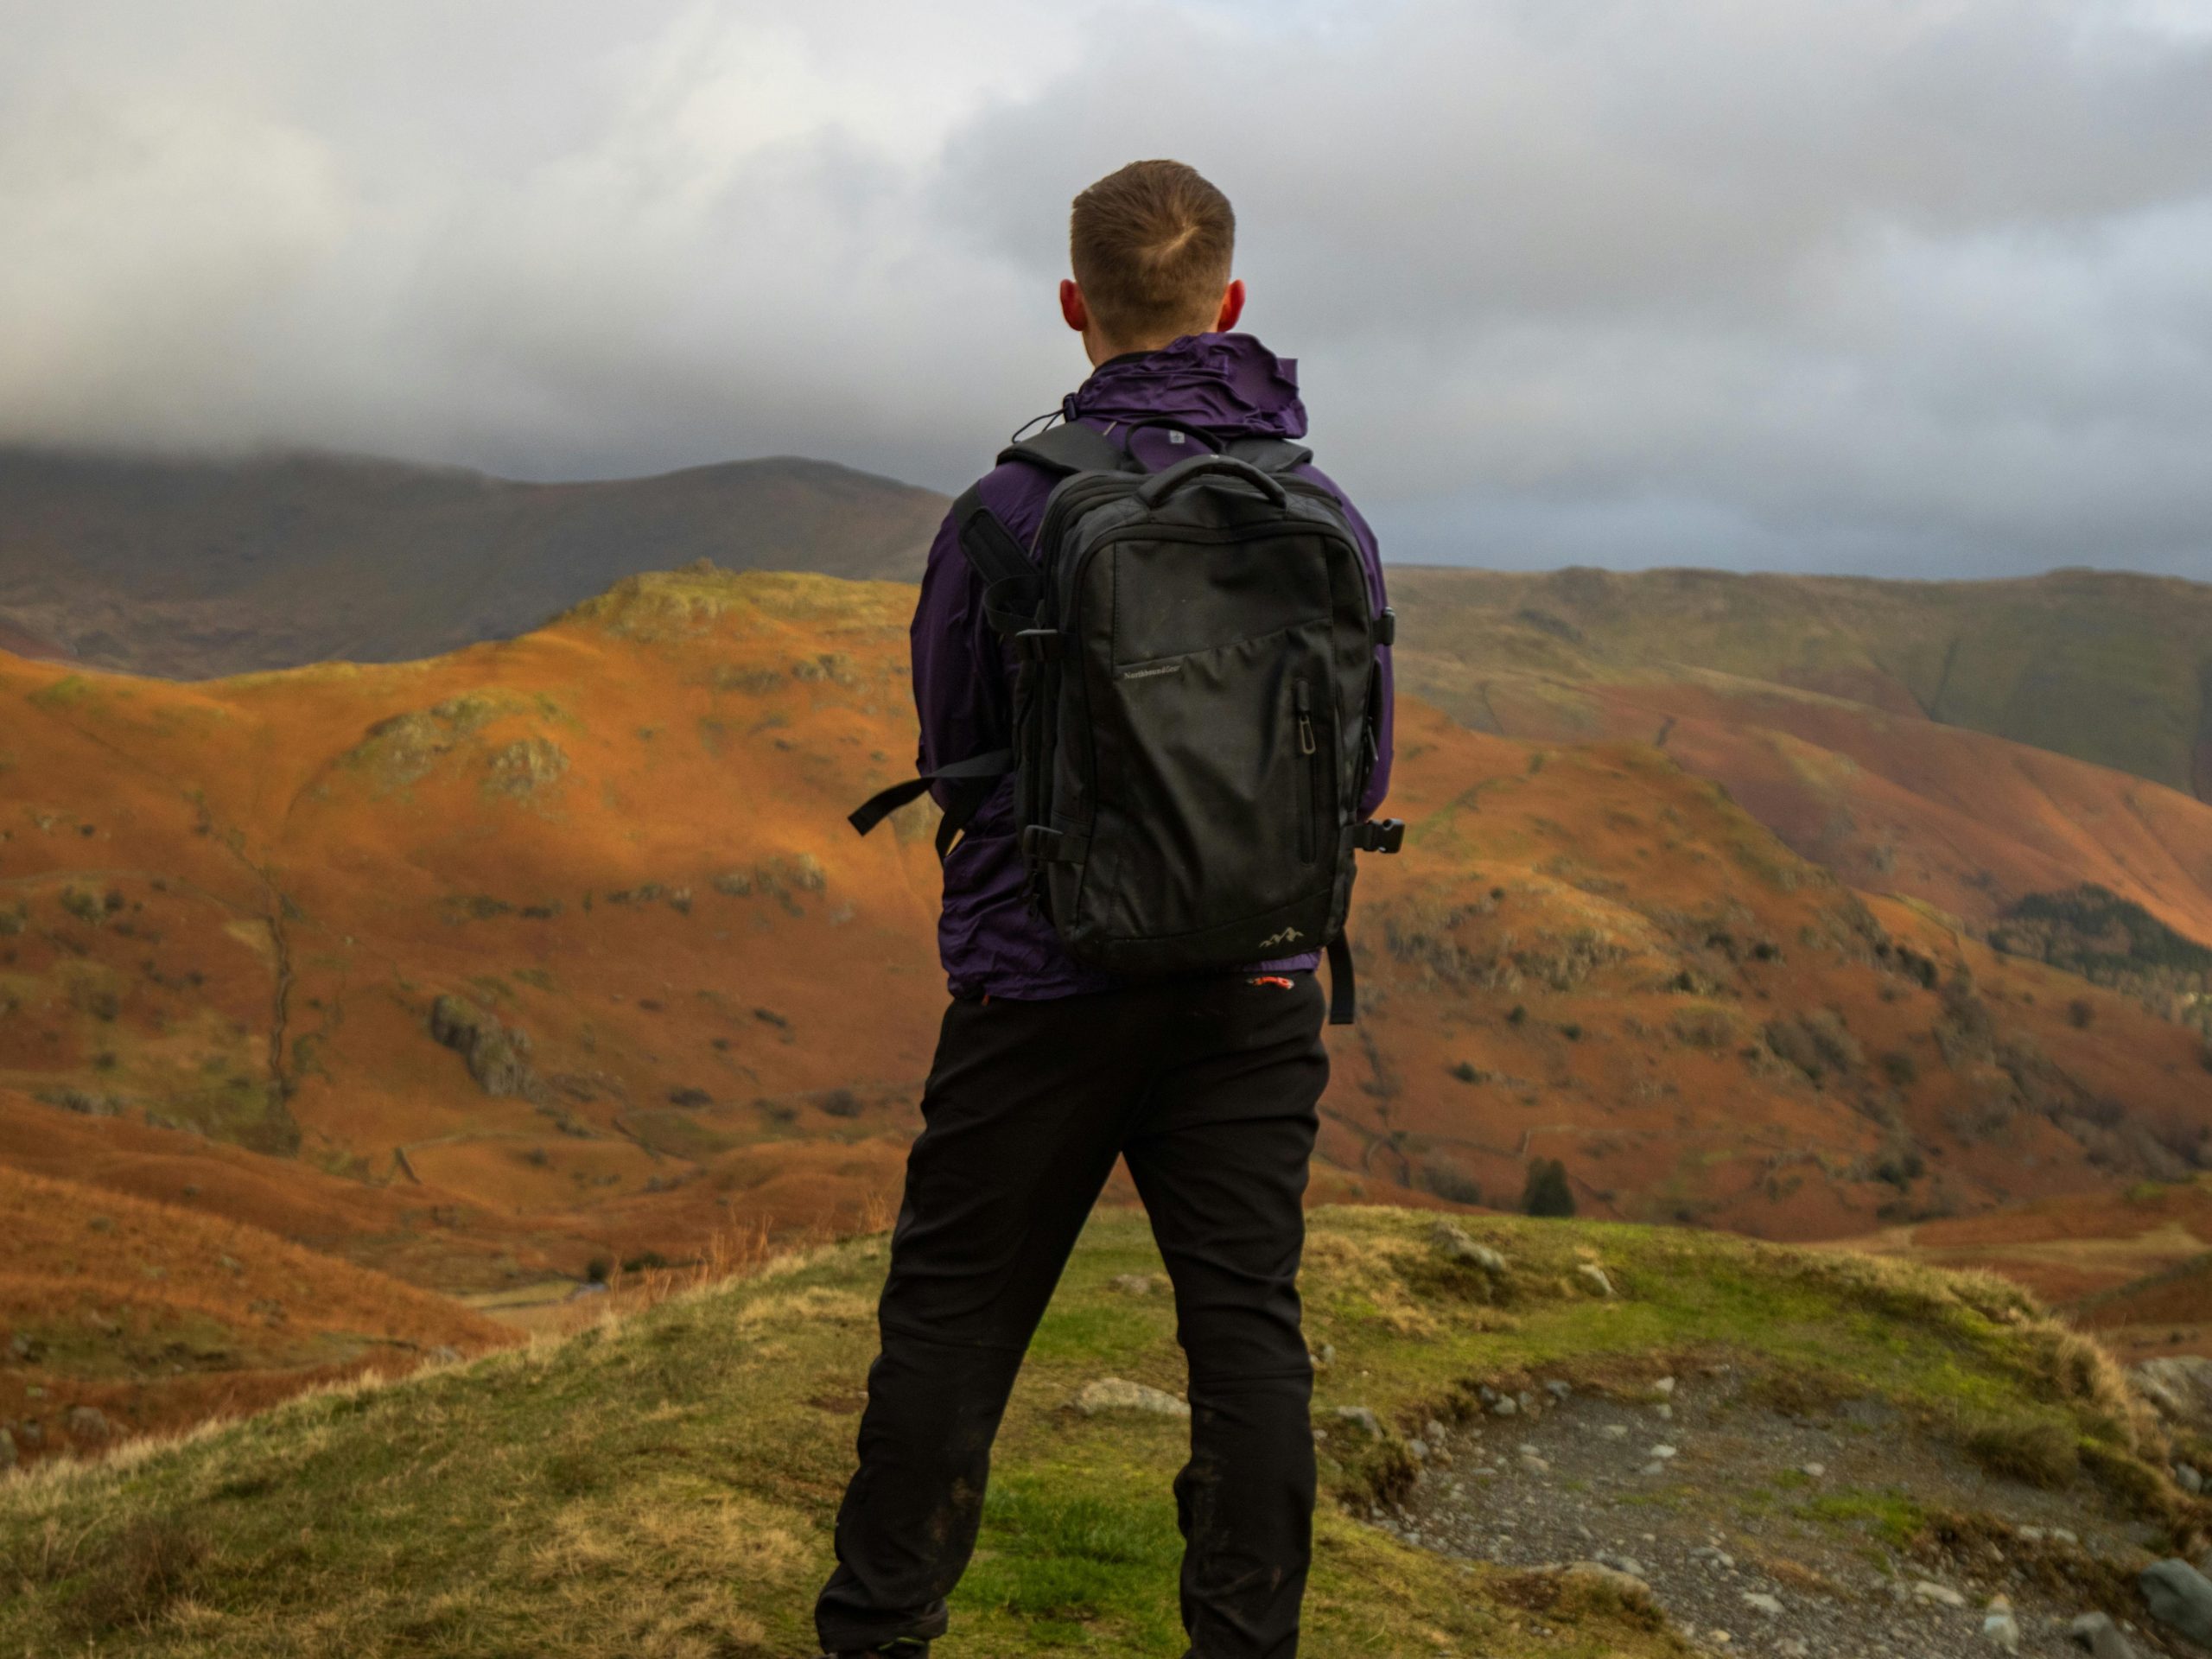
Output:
top-left (0, 618), bottom-right (67, 660)
top-left (1392, 564), bottom-right (2212, 803)
top-left (0, 448), bottom-right (948, 678)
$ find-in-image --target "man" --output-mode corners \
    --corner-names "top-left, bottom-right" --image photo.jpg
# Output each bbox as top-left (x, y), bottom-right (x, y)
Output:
top-left (814, 159), bottom-right (1392, 1659)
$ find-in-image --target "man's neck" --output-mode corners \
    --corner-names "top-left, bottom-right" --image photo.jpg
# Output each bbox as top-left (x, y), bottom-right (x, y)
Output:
top-left (1087, 333), bottom-right (1207, 369)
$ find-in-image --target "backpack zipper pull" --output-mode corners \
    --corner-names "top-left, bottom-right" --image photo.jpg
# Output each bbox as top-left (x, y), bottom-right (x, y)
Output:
top-left (1296, 682), bottom-right (1316, 754)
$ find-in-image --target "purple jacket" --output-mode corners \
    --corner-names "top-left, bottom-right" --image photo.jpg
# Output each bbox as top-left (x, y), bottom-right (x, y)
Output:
top-left (911, 333), bottom-right (1394, 1000)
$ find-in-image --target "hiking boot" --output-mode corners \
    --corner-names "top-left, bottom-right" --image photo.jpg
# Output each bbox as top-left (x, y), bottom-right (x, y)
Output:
top-left (817, 1645), bottom-right (929, 1659)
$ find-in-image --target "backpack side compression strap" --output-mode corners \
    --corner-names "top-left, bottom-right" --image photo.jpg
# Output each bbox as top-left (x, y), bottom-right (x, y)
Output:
top-left (848, 747), bottom-right (1016, 858)
top-left (1325, 934), bottom-right (1357, 1027)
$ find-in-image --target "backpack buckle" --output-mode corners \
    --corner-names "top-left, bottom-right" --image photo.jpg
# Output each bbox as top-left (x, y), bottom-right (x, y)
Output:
top-left (1013, 629), bottom-right (1063, 664)
top-left (1372, 607), bottom-right (1397, 647)
top-left (1353, 818), bottom-right (1405, 855)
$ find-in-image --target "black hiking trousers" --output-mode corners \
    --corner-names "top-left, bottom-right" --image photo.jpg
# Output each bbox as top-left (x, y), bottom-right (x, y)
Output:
top-left (812, 970), bottom-right (1328, 1659)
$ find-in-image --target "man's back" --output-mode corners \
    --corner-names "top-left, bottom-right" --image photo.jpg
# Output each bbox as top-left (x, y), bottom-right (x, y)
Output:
top-left (910, 331), bottom-right (1395, 1001)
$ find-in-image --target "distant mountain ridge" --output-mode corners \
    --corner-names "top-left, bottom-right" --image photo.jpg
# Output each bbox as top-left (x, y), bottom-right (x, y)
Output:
top-left (1391, 564), bottom-right (2212, 804)
top-left (0, 447), bottom-right (949, 679)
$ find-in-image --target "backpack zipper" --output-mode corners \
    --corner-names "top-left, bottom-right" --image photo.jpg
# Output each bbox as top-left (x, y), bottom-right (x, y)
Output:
top-left (1297, 680), bottom-right (1319, 863)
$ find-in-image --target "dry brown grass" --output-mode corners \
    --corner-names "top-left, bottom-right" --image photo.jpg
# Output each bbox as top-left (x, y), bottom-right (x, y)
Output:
top-left (0, 1162), bottom-right (516, 1471)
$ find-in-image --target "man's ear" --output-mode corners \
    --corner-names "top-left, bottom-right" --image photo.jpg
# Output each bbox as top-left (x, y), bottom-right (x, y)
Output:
top-left (1215, 279), bottom-right (1246, 334)
top-left (1060, 279), bottom-right (1089, 334)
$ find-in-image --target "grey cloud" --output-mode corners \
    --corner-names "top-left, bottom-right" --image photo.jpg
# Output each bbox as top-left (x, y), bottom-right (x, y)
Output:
top-left (0, 0), bottom-right (2208, 579)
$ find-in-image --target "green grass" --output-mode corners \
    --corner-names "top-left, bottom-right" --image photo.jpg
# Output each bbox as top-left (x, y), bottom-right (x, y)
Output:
top-left (1799, 1487), bottom-right (1929, 1550)
top-left (0, 1207), bottom-right (2174, 1657)
top-left (962, 1476), bottom-right (1185, 1648)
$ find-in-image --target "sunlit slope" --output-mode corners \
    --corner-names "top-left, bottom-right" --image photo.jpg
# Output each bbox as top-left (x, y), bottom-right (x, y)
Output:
top-left (1342, 710), bottom-right (2209, 1236)
top-left (1392, 566), bottom-right (2212, 944)
top-left (4, 567), bottom-right (2206, 1269)
top-left (0, 571), bottom-right (956, 1276)
top-left (0, 1160), bottom-right (512, 1470)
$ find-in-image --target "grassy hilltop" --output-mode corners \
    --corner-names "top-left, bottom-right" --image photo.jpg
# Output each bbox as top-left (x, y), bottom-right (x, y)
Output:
top-left (1, 1207), bottom-right (2192, 1659)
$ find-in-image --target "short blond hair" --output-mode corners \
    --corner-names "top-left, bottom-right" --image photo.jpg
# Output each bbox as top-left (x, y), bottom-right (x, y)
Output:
top-left (1071, 161), bottom-right (1236, 344)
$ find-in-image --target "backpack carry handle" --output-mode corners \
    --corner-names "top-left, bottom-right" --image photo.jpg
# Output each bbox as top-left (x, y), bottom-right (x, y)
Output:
top-left (1135, 454), bottom-right (1289, 510)
top-left (1116, 416), bottom-right (1224, 459)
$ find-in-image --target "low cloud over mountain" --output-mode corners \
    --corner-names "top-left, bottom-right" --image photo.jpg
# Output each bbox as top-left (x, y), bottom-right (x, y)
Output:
top-left (3, 1), bottom-right (2209, 575)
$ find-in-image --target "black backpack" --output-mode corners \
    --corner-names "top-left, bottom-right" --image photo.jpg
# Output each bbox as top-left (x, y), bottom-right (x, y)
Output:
top-left (852, 419), bottom-right (1401, 1023)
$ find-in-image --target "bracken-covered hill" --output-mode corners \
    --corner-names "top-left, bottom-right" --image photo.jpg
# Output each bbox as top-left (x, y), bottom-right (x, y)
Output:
top-left (1391, 567), bottom-right (2212, 959)
top-left (3, 566), bottom-right (2205, 1300)
top-left (0, 1159), bottom-right (512, 1469)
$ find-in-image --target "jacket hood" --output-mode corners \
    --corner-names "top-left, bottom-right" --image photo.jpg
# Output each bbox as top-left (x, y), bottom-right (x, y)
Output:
top-left (1065, 333), bottom-right (1308, 441)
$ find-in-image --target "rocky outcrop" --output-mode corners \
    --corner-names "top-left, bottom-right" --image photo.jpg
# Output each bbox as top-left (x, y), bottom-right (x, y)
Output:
top-left (2132, 1356), bottom-right (2212, 1430)
top-left (1431, 1218), bottom-right (1509, 1274)
top-left (429, 996), bottom-right (543, 1102)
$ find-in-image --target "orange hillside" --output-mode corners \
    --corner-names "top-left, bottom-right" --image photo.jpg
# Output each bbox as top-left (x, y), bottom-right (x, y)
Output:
top-left (0, 1160), bottom-right (512, 1470)
top-left (1, 566), bottom-right (2206, 1296)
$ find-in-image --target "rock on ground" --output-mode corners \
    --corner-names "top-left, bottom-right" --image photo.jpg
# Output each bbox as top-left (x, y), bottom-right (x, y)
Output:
top-left (63, 1405), bottom-right (112, 1442)
top-left (2139, 1558), bottom-right (2212, 1646)
top-left (1431, 1219), bottom-right (1509, 1274)
top-left (2068, 1611), bottom-right (2139, 1657)
top-left (1981, 1593), bottom-right (2020, 1652)
top-left (1555, 1561), bottom-right (1656, 1610)
top-left (428, 995), bottom-right (543, 1100)
top-left (1071, 1377), bottom-right (1189, 1419)
top-left (2130, 1356), bottom-right (2212, 1430)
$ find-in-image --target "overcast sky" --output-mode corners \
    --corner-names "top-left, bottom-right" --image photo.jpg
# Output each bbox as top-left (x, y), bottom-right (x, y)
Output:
top-left (3, 1), bottom-right (2209, 577)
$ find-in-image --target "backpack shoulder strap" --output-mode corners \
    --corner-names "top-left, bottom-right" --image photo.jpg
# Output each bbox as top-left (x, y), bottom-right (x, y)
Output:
top-left (949, 482), bottom-right (1034, 589)
top-left (998, 420), bottom-right (1132, 479)
top-left (949, 420), bottom-right (1133, 589)
top-left (948, 419), bottom-right (1135, 626)
top-left (1224, 435), bottom-right (1316, 474)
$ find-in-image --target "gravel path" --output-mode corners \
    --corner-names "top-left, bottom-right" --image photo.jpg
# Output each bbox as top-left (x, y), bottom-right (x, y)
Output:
top-left (1345, 1367), bottom-right (2177, 1657)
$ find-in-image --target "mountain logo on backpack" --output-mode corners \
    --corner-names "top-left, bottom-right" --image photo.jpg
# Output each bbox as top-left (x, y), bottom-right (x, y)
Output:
top-left (1258, 926), bottom-right (1306, 949)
